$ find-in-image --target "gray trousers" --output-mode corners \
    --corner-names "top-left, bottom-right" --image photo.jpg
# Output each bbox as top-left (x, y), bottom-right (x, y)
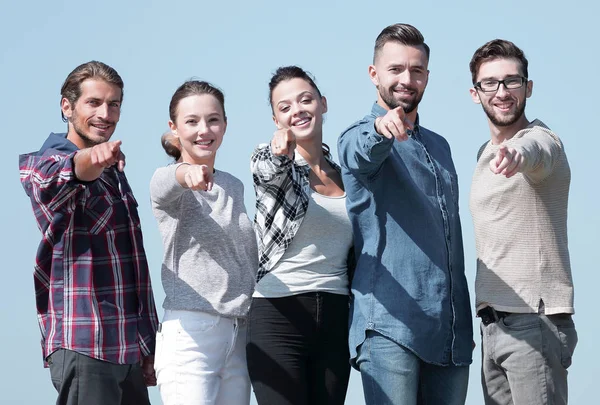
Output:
top-left (48, 349), bottom-right (150, 405)
top-left (480, 312), bottom-right (577, 405)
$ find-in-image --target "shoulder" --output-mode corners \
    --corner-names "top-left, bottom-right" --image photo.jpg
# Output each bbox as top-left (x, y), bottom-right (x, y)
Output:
top-left (340, 114), bottom-right (376, 138)
top-left (19, 148), bottom-right (73, 176)
top-left (477, 141), bottom-right (490, 162)
top-left (420, 125), bottom-right (451, 149)
top-left (251, 143), bottom-right (270, 158)
top-left (215, 170), bottom-right (244, 187)
top-left (518, 120), bottom-right (564, 145)
top-left (151, 164), bottom-right (176, 180)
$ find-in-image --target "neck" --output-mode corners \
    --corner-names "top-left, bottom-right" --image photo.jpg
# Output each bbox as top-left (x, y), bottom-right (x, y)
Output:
top-left (376, 97), bottom-right (418, 125)
top-left (489, 114), bottom-right (530, 145)
top-left (181, 154), bottom-right (216, 171)
top-left (296, 137), bottom-right (326, 168)
top-left (66, 127), bottom-right (89, 150)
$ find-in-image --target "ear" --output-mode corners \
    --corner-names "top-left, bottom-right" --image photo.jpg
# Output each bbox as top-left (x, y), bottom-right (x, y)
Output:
top-left (469, 87), bottom-right (481, 104)
top-left (272, 115), bottom-right (284, 130)
top-left (321, 96), bottom-right (328, 114)
top-left (223, 119), bottom-right (228, 136)
top-left (61, 97), bottom-right (73, 120)
top-left (368, 65), bottom-right (379, 87)
top-left (168, 120), bottom-right (178, 137)
top-left (525, 80), bottom-right (533, 98)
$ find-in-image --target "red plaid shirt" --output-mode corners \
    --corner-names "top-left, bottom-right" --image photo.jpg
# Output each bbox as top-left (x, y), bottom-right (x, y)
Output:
top-left (19, 133), bottom-right (159, 365)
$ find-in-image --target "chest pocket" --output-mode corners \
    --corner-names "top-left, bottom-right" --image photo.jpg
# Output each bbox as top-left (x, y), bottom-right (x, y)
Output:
top-left (438, 167), bottom-right (459, 208)
top-left (81, 179), bottom-right (128, 235)
top-left (84, 194), bottom-right (116, 235)
top-left (123, 191), bottom-right (142, 229)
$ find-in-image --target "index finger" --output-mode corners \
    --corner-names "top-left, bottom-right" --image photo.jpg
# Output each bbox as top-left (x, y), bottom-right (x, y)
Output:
top-left (392, 106), bottom-right (414, 131)
top-left (117, 152), bottom-right (126, 172)
top-left (283, 129), bottom-right (296, 143)
top-left (204, 167), bottom-right (214, 191)
top-left (496, 155), bottom-right (513, 174)
top-left (109, 140), bottom-right (122, 149)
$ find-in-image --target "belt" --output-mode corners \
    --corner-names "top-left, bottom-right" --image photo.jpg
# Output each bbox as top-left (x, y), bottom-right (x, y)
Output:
top-left (478, 306), bottom-right (511, 326)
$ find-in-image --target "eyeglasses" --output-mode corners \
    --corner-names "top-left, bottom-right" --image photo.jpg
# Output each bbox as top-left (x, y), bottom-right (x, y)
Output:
top-left (475, 76), bottom-right (527, 93)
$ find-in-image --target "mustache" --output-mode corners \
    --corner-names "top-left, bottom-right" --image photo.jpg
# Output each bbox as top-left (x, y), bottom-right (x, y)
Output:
top-left (392, 85), bottom-right (417, 93)
top-left (89, 118), bottom-right (116, 126)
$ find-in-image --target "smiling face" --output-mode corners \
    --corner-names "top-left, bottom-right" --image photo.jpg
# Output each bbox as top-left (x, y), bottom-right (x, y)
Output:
top-left (470, 58), bottom-right (532, 128)
top-left (61, 78), bottom-right (122, 148)
top-left (369, 41), bottom-right (429, 114)
top-left (169, 94), bottom-right (227, 165)
top-left (271, 78), bottom-right (327, 142)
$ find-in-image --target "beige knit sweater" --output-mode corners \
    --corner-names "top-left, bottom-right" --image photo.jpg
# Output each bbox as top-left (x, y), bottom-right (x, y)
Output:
top-left (470, 119), bottom-right (574, 315)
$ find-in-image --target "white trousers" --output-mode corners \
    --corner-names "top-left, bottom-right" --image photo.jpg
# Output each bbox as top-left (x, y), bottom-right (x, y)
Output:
top-left (155, 310), bottom-right (250, 405)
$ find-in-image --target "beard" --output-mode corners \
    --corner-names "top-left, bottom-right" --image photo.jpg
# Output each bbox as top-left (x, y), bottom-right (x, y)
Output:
top-left (378, 84), bottom-right (424, 113)
top-left (70, 109), bottom-right (115, 148)
top-left (481, 98), bottom-right (527, 127)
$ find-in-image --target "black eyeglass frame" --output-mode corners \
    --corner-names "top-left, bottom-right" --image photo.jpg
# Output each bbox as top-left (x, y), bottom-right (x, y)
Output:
top-left (474, 76), bottom-right (528, 93)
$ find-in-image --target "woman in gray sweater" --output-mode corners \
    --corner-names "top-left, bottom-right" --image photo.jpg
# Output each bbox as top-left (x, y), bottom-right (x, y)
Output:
top-left (150, 80), bottom-right (257, 405)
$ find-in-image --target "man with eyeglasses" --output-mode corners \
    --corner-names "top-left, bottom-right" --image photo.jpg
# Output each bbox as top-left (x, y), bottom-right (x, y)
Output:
top-left (469, 39), bottom-right (577, 405)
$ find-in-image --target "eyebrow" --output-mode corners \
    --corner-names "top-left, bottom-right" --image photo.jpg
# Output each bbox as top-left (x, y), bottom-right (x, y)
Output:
top-left (388, 63), bottom-right (426, 70)
top-left (276, 91), bottom-right (314, 107)
top-left (479, 74), bottom-right (522, 81)
top-left (85, 96), bottom-right (120, 104)
top-left (183, 112), bottom-right (222, 119)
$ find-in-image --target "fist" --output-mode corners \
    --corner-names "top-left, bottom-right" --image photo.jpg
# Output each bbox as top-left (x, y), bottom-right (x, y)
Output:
top-left (90, 140), bottom-right (126, 171)
top-left (182, 164), bottom-right (214, 191)
top-left (490, 145), bottom-right (523, 178)
top-left (374, 106), bottom-right (414, 142)
top-left (141, 355), bottom-right (156, 387)
top-left (271, 128), bottom-right (296, 159)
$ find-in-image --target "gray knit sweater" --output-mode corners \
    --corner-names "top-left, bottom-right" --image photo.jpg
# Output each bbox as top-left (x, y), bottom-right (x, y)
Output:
top-left (470, 120), bottom-right (574, 315)
top-left (150, 164), bottom-right (258, 318)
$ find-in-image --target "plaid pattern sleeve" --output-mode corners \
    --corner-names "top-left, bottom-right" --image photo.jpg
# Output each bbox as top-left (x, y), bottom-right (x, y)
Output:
top-left (19, 150), bottom-right (158, 365)
top-left (250, 143), bottom-right (343, 282)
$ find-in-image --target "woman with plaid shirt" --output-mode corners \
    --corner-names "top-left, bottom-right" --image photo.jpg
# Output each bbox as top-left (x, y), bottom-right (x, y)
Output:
top-left (246, 66), bottom-right (354, 405)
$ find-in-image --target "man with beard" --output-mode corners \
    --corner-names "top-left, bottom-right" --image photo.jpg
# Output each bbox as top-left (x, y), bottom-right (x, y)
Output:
top-left (19, 61), bottom-right (159, 405)
top-left (469, 40), bottom-right (577, 405)
top-left (337, 23), bottom-right (473, 405)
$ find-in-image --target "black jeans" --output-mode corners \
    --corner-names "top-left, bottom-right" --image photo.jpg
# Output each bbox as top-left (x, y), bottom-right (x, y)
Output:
top-left (246, 292), bottom-right (351, 405)
top-left (47, 349), bottom-right (150, 405)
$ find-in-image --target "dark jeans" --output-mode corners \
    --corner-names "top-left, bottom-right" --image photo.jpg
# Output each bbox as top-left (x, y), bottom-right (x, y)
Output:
top-left (246, 292), bottom-right (351, 405)
top-left (47, 349), bottom-right (150, 405)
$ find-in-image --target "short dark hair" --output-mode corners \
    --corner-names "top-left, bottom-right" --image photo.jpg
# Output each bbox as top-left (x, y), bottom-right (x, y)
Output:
top-left (268, 65), bottom-right (322, 111)
top-left (469, 39), bottom-right (529, 84)
top-left (163, 80), bottom-right (226, 160)
top-left (373, 23), bottom-right (430, 63)
top-left (60, 61), bottom-right (123, 122)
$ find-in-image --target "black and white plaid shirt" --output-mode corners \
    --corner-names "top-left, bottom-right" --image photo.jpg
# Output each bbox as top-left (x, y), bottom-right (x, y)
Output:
top-left (251, 143), bottom-right (342, 283)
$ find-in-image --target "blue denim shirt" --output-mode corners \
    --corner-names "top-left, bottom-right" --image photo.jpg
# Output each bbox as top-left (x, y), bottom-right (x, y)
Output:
top-left (338, 103), bottom-right (473, 367)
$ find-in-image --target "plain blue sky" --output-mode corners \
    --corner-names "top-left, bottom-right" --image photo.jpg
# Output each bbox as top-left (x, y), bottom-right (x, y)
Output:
top-left (2, 0), bottom-right (598, 403)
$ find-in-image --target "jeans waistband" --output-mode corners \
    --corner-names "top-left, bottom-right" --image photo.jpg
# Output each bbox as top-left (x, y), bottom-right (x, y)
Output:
top-left (478, 306), bottom-right (511, 326)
